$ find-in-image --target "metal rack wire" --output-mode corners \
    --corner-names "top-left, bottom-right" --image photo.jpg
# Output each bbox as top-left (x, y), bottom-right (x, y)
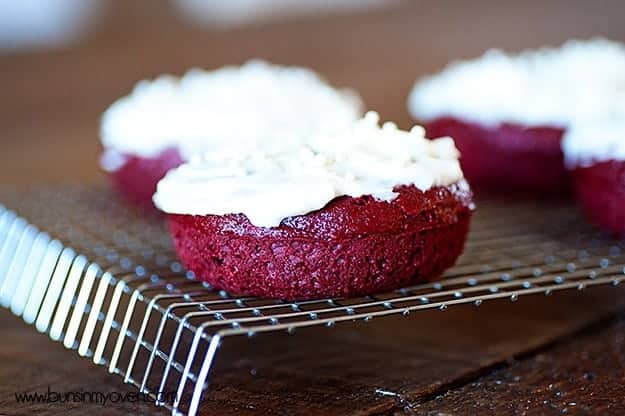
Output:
top-left (0, 184), bottom-right (624, 415)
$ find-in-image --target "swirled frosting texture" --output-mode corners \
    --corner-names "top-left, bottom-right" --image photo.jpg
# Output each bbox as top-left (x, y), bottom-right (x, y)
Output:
top-left (100, 60), bottom-right (362, 161)
top-left (153, 112), bottom-right (465, 227)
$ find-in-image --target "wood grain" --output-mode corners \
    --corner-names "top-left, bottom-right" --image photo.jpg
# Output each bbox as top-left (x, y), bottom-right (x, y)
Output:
top-left (393, 315), bottom-right (625, 416)
top-left (197, 289), bottom-right (625, 416)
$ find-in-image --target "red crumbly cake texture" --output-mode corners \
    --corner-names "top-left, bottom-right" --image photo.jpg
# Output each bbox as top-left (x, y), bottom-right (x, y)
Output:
top-left (109, 147), bottom-right (183, 210)
top-left (573, 160), bottom-right (625, 236)
top-left (167, 183), bottom-right (473, 300)
top-left (425, 117), bottom-right (569, 195)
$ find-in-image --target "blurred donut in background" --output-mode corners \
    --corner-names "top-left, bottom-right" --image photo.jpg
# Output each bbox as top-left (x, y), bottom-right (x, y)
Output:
top-left (100, 60), bottom-right (363, 209)
top-left (563, 119), bottom-right (625, 236)
top-left (408, 39), bottom-right (625, 197)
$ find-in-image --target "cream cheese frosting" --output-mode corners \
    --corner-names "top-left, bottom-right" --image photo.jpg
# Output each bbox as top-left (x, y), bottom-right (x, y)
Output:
top-left (562, 117), bottom-right (625, 167)
top-left (408, 38), bottom-right (625, 128)
top-left (153, 111), bottom-right (465, 227)
top-left (100, 60), bottom-right (362, 169)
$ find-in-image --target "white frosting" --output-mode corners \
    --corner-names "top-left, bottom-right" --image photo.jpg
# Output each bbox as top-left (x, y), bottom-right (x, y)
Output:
top-left (100, 60), bottom-right (362, 167)
top-left (153, 111), bottom-right (464, 228)
top-left (408, 39), bottom-right (625, 127)
top-left (562, 117), bottom-right (625, 167)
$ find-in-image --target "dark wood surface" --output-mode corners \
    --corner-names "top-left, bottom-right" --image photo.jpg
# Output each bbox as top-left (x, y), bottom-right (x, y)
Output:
top-left (401, 314), bottom-right (625, 416)
top-left (2, 1), bottom-right (625, 415)
top-left (199, 289), bottom-right (625, 416)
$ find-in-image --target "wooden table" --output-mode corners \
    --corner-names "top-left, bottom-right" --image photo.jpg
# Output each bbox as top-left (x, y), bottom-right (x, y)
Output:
top-left (2, 1), bottom-right (625, 414)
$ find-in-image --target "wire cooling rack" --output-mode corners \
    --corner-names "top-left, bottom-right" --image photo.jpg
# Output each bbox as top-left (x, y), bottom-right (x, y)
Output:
top-left (1, 185), bottom-right (624, 415)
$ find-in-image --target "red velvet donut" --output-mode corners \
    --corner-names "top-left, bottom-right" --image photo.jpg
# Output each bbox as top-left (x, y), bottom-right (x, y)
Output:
top-left (108, 148), bottom-right (183, 210)
top-left (101, 62), bottom-right (364, 211)
top-left (572, 160), bottom-right (625, 236)
top-left (425, 117), bottom-right (569, 195)
top-left (167, 182), bottom-right (473, 300)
